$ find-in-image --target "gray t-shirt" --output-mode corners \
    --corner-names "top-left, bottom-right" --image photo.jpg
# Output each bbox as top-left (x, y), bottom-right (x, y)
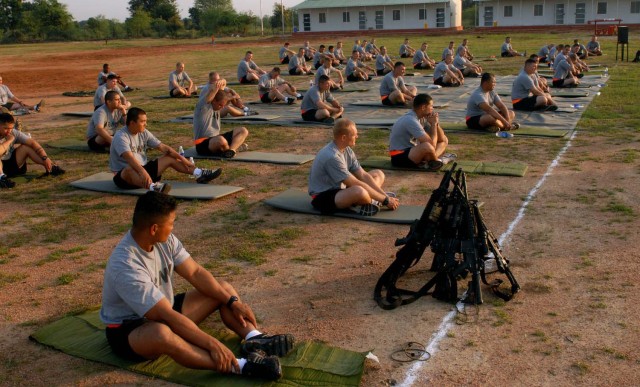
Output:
top-left (586, 41), bottom-right (600, 51)
top-left (94, 84), bottom-right (125, 108)
top-left (313, 51), bottom-right (323, 68)
top-left (168, 70), bottom-right (191, 91)
top-left (0, 129), bottom-right (29, 161)
top-left (501, 42), bottom-right (512, 54)
top-left (300, 85), bottom-right (334, 112)
top-left (279, 47), bottom-right (289, 60)
top-left (442, 47), bottom-right (454, 60)
top-left (99, 231), bottom-right (190, 325)
top-left (434, 61), bottom-right (456, 80)
top-left (389, 110), bottom-right (427, 151)
top-left (0, 85), bottom-right (14, 105)
top-left (86, 105), bottom-right (124, 140)
top-left (288, 55), bottom-right (305, 71)
top-left (549, 47), bottom-right (558, 60)
top-left (553, 60), bottom-right (572, 80)
top-left (315, 65), bottom-right (337, 84)
top-left (538, 46), bottom-right (550, 57)
top-left (193, 95), bottom-right (221, 140)
top-left (466, 86), bottom-right (501, 118)
top-left (109, 126), bottom-right (162, 171)
top-left (453, 55), bottom-right (468, 70)
top-left (399, 44), bottom-right (411, 56)
top-left (237, 59), bottom-right (258, 80)
top-left (97, 71), bottom-right (117, 86)
top-left (511, 70), bottom-right (535, 100)
top-left (375, 54), bottom-right (391, 71)
top-left (345, 58), bottom-right (363, 77)
top-left (308, 141), bottom-right (361, 196)
top-left (334, 48), bottom-right (345, 59)
top-left (380, 72), bottom-right (405, 97)
top-left (553, 53), bottom-right (566, 69)
top-left (365, 43), bottom-right (377, 54)
top-left (412, 50), bottom-right (428, 65)
top-left (258, 73), bottom-right (286, 95)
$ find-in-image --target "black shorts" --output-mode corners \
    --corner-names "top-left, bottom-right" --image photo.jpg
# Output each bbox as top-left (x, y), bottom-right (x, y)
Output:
top-left (501, 52), bottom-right (510, 57)
top-left (113, 159), bottom-right (161, 189)
top-left (2, 151), bottom-right (27, 177)
top-left (260, 93), bottom-right (275, 103)
top-left (311, 189), bottom-right (341, 214)
top-left (87, 135), bottom-right (109, 153)
top-left (400, 54), bottom-right (410, 58)
top-left (280, 57), bottom-right (290, 64)
top-left (239, 76), bottom-right (255, 84)
top-left (512, 96), bottom-right (538, 111)
top-left (314, 62), bottom-right (322, 70)
top-left (414, 63), bottom-right (429, 69)
top-left (301, 109), bottom-right (319, 122)
top-left (105, 293), bottom-right (185, 362)
top-left (2, 102), bottom-right (14, 110)
top-left (376, 69), bottom-right (386, 76)
top-left (434, 77), bottom-right (457, 87)
top-left (552, 79), bottom-right (565, 87)
top-left (347, 74), bottom-right (360, 82)
top-left (195, 131), bottom-right (234, 155)
top-left (289, 68), bottom-right (298, 76)
top-left (381, 96), bottom-right (393, 106)
top-left (465, 115), bottom-right (484, 130)
top-left (169, 88), bottom-right (182, 97)
top-left (391, 148), bottom-right (419, 168)
top-left (94, 105), bottom-right (101, 111)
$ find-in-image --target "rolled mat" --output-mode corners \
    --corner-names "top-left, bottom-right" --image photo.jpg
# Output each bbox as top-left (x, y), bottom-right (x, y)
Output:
top-left (359, 156), bottom-right (528, 177)
top-left (30, 310), bottom-right (366, 387)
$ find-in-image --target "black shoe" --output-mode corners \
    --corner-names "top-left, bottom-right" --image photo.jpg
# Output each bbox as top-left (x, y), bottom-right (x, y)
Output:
top-left (50, 165), bottom-right (65, 176)
top-left (222, 149), bottom-right (236, 158)
top-left (286, 97), bottom-right (295, 105)
top-left (0, 175), bottom-right (16, 188)
top-left (241, 333), bottom-right (295, 357)
top-left (196, 168), bottom-right (222, 184)
top-left (322, 117), bottom-right (335, 124)
top-left (151, 182), bottom-right (172, 194)
top-left (242, 350), bottom-right (282, 380)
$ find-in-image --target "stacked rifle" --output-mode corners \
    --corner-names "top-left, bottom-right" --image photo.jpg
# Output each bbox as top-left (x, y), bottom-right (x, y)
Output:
top-left (374, 164), bottom-right (520, 310)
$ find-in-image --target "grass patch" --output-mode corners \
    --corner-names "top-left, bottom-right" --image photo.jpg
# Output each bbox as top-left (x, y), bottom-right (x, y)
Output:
top-left (56, 273), bottom-right (79, 286)
top-left (36, 246), bottom-right (87, 266)
top-left (0, 272), bottom-right (28, 288)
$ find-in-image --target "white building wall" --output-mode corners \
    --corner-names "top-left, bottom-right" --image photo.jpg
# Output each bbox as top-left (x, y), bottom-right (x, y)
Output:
top-left (477, 1), bottom-right (640, 27)
top-left (297, 3), bottom-right (454, 32)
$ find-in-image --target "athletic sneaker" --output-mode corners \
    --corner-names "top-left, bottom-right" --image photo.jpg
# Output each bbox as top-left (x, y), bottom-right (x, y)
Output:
top-left (423, 159), bottom-right (444, 172)
top-left (545, 105), bottom-right (558, 112)
top-left (296, 94), bottom-right (304, 100)
top-left (322, 117), bottom-right (335, 124)
top-left (242, 350), bottom-right (282, 380)
top-left (34, 99), bottom-right (45, 112)
top-left (385, 192), bottom-right (397, 198)
top-left (0, 175), bottom-right (16, 188)
top-left (124, 86), bottom-right (133, 92)
top-left (196, 168), bottom-right (222, 184)
top-left (150, 182), bottom-right (171, 194)
top-left (237, 143), bottom-right (249, 153)
top-left (485, 126), bottom-right (500, 133)
top-left (510, 122), bottom-right (521, 130)
top-left (222, 149), bottom-right (236, 158)
top-left (351, 202), bottom-right (380, 216)
top-left (439, 153), bottom-right (457, 165)
top-left (241, 333), bottom-right (295, 357)
top-left (286, 97), bottom-right (295, 105)
top-left (244, 110), bottom-right (260, 116)
top-left (50, 165), bottom-right (65, 176)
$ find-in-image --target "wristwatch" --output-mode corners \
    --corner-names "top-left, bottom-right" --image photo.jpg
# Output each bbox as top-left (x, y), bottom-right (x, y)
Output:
top-left (41, 156), bottom-right (48, 161)
top-left (226, 295), bottom-right (239, 308)
top-left (382, 196), bottom-right (390, 206)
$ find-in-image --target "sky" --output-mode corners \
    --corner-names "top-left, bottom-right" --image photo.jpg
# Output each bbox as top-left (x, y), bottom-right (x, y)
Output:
top-left (60, 0), bottom-right (301, 22)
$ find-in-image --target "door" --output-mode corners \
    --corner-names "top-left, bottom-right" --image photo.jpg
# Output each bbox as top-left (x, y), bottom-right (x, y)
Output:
top-left (359, 11), bottom-right (366, 30)
top-left (483, 6), bottom-right (493, 26)
top-left (436, 7), bottom-right (445, 27)
top-left (375, 10), bottom-right (383, 29)
top-left (555, 4), bottom-right (565, 25)
top-left (575, 3), bottom-right (586, 24)
top-left (303, 13), bottom-right (310, 31)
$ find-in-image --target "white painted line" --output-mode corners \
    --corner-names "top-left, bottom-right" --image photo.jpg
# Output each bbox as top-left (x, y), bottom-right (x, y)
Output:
top-left (399, 131), bottom-right (579, 386)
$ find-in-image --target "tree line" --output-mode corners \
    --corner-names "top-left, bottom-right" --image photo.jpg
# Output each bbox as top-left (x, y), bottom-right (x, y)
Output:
top-left (0, 0), bottom-right (298, 43)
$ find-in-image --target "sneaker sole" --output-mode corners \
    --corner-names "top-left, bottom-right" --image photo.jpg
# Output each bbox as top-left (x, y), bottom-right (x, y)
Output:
top-left (241, 334), bottom-right (295, 357)
top-left (196, 168), bottom-right (223, 184)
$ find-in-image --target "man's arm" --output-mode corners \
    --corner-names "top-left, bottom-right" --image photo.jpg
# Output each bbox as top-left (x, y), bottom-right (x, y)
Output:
top-left (121, 151), bottom-right (153, 188)
top-left (478, 102), bottom-right (510, 127)
top-left (25, 138), bottom-right (52, 170)
top-left (157, 142), bottom-right (192, 168)
top-left (95, 123), bottom-right (114, 144)
top-left (346, 170), bottom-right (399, 209)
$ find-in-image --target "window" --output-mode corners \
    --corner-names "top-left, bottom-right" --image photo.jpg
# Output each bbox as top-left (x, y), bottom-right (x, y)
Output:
top-left (436, 7), bottom-right (445, 27)
top-left (504, 5), bottom-right (513, 17)
top-left (534, 4), bottom-right (543, 16)
top-left (319, 13), bottom-right (326, 23)
top-left (419, 9), bottom-right (427, 20)
top-left (632, 1), bottom-right (640, 13)
top-left (343, 11), bottom-right (350, 22)
top-left (393, 10), bottom-right (401, 21)
top-left (597, 2), bottom-right (607, 14)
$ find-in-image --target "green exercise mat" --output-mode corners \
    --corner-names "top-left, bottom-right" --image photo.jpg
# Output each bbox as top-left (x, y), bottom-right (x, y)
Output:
top-left (183, 148), bottom-right (314, 165)
top-left (265, 189), bottom-right (424, 224)
top-left (30, 310), bottom-right (366, 387)
top-left (46, 139), bottom-right (91, 152)
top-left (350, 101), bottom-right (448, 109)
top-left (62, 112), bottom-right (93, 117)
top-left (495, 90), bottom-right (589, 98)
top-left (62, 91), bottom-right (95, 97)
top-left (442, 123), bottom-right (568, 137)
top-left (175, 114), bottom-right (281, 122)
top-left (359, 157), bottom-right (528, 177)
top-left (70, 172), bottom-right (243, 200)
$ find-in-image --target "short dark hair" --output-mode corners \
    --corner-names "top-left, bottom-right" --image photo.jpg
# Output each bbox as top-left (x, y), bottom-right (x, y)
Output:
top-left (413, 93), bottom-right (432, 109)
top-left (480, 72), bottom-right (495, 84)
top-left (317, 75), bottom-right (330, 83)
top-left (0, 112), bottom-right (16, 125)
top-left (524, 58), bottom-right (537, 66)
top-left (394, 61), bottom-right (405, 69)
top-left (272, 67), bottom-right (281, 73)
top-left (126, 107), bottom-right (146, 125)
top-left (104, 90), bottom-right (119, 102)
top-left (132, 191), bottom-right (177, 230)
top-left (246, 50), bottom-right (253, 55)
top-left (107, 74), bottom-right (118, 80)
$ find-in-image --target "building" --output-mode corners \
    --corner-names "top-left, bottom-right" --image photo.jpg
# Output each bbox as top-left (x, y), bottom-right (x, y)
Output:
top-left (474, 0), bottom-right (640, 27)
top-left (291, 0), bottom-right (462, 34)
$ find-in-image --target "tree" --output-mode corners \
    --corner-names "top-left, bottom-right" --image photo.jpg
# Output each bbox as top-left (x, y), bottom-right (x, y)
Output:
top-left (270, 3), bottom-right (295, 33)
top-left (85, 16), bottom-right (111, 40)
top-left (126, 8), bottom-right (153, 37)
top-left (18, 0), bottom-right (75, 40)
top-left (0, 0), bottom-right (23, 32)
top-left (128, 0), bottom-right (178, 21)
top-left (194, 0), bottom-right (234, 13)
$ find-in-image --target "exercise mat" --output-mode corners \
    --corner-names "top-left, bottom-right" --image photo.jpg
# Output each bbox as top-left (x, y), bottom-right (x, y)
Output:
top-left (183, 148), bottom-right (314, 165)
top-left (359, 157), bottom-right (528, 177)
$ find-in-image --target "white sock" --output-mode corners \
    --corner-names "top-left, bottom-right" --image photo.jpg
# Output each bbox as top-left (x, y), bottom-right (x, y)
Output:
top-left (244, 111), bottom-right (249, 116)
top-left (193, 168), bottom-right (202, 177)
top-left (243, 106), bottom-right (249, 112)
top-left (245, 330), bottom-right (262, 341)
top-left (296, 93), bottom-right (302, 97)
top-left (236, 358), bottom-right (247, 373)
top-left (148, 182), bottom-right (157, 191)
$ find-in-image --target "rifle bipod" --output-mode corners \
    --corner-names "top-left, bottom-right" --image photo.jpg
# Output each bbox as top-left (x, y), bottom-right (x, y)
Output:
top-left (374, 165), bottom-right (520, 310)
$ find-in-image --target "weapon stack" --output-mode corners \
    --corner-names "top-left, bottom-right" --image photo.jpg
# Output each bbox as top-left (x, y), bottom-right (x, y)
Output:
top-left (374, 164), bottom-right (520, 310)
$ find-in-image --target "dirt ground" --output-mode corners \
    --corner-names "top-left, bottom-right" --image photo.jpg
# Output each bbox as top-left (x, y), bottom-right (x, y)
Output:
top-left (0, 38), bottom-right (638, 386)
